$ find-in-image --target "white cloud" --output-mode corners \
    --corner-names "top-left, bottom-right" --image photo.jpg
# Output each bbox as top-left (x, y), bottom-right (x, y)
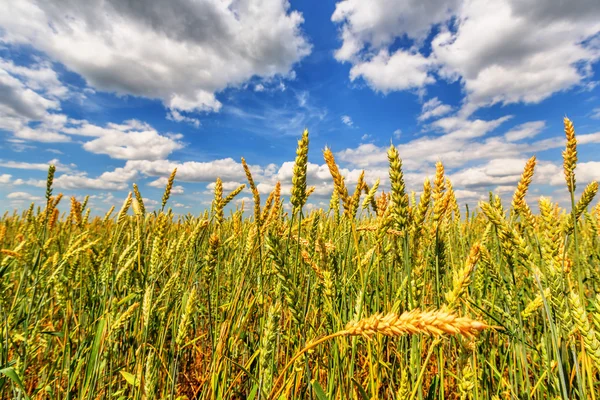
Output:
top-left (0, 59), bottom-right (68, 99)
top-left (234, 196), bottom-right (253, 208)
top-left (148, 177), bottom-right (169, 188)
top-left (166, 110), bottom-right (201, 128)
top-left (24, 118), bottom-right (186, 160)
top-left (45, 149), bottom-right (64, 154)
top-left (0, 61), bottom-right (183, 160)
top-left (97, 167), bottom-right (138, 183)
top-left (81, 129), bottom-right (184, 161)
top-left (0, 0), bottom-right (311, 114)
top-left (142, 198), bottom-right (160, 207)
top-left (494, 185), bottom-right (517, 194)
top-left (0, 174), bottom-right (12, 184)
top-left (0, 65), bottom-right (60, 131)
top-left (455, 189), bottom-right (483, 200)
top-left (0, 158), bottom-right (75, 172)
top-left (529, 161), bottom-right (600, 188)
top-left (332, 0), bottom-right (600, 111)
top-left (578, 131), bottom-right (600, 144)
top-left (432, 0), bottom-right (600, 109)
top-left (7, 191), bottom-right (43, 201)
top-left (125, 158), bottom-right (256, 183)
top-left (591, 108), bottom-right (600, 119)
top-left (449, 158), bottom-right (529, 188)
top-left (349, 49), bottom-right (434, 93)
top-left (14, 125), bottom-right (71, 142)
top-left (52, 174), bottom-right (129, 191)
top-left (206, 180), bottom-right (246, 191)
top-left (341, 115), bottom-right (353, 127)
top-left (574, 161), bottom-right (600, 184)
top-left (171, 185), bottom-right (185, 195)
top-left (430, 115), bottom-right (513, 140)
top-left (335, 112), bottom-right (595, 173)
top-left (418, 97), bottom-right (452, 121)
top-left (393, 129), bottom-right (402, 139)
top-left (9, 165), bottom-right (135, 191)
top-left (504, 121), bottom-right (546, 142)
top-left (331, 0), bottom-right (459, 62)
top-left (13, 178), bottom-right (45, 188)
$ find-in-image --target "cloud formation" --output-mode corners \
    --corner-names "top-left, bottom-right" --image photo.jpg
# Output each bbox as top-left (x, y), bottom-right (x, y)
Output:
top-left (0, 0), bottom-right (311, 115)
top-left (332, 0), bottom-right (600, 110)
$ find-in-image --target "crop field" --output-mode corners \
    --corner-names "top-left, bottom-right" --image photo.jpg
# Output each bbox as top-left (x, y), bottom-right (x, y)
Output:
top-left (1, 117), bottom-right (599, 400)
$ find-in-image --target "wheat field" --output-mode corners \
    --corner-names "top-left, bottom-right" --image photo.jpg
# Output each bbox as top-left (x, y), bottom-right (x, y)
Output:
top-left (1, 117), bottom-right (599, 399)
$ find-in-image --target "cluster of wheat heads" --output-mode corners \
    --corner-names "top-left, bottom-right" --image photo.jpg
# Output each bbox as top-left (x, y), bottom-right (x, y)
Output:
top-left (1, 119), bottom-right (599, 399)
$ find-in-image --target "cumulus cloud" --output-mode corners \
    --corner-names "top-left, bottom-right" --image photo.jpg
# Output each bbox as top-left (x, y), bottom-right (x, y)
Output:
top-left (125, 158), bottom-right (257, 183)
top-left (78, 126), bottom-right (184, 161)
top-left (0, 174), bottom-right (12, 184)
top-left (8, 163), bottom-right (137, 191)
top-left (335, 109), bottom-right (600, 179)
top-left (14, 117), bottom-right (185, 160)
top-left (15, 173), bottom-right (131, 191)
top-left (331, 0), bottom-right (459, 62)
top-left (337, 114), bottom-right (517, 169)
top-left (54, 174), bottom-right (130, 191)
top-left (578, 131), bottom-right (600, 144)
top-left (7, 191), bottom-right (43, 201)
top-left (449, 158), bottom-right (530, 188)
top-left (0, 59), bottom-right (68, 99)
top-left (0, 65), bottom-right (60, 131)
top-left (0, 0), bottom-right (311, 114)
top-left (142, 198), bottom-right (160, 207)
top-left (14, 126), bottom-right (71, 143)
top-left (171, 185), bottom-right (185, 195)
top-left (432, 0), bottom-right (600, 109)
top-left (206, 180), bottom-right (246, 191)
top-left (575, 161), bottom-right (600, 184)
top-left (349, 50), bottom-right (434, 93)
top-left (332, 0), bottom-right (600, 111)
top-left (0, 57), bottom-right (184, 161)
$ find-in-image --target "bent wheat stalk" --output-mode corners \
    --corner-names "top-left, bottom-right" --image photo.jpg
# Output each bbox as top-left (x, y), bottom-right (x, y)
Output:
top-left (268, 309), bottom-right (492, 399)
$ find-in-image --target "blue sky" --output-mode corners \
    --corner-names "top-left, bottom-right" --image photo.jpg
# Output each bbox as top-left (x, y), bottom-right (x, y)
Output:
top-left (0, 0), bottom-right (599, 215)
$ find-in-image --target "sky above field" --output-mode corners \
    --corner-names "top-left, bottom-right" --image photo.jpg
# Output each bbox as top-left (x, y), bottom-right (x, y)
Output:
top-left (0, 0), bottom-right (600, 215)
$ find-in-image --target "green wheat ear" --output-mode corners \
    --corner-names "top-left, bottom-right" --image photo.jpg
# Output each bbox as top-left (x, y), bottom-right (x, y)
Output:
top-left (45, 164), bottom-right (56, 204)
top-left (161, 168), bottom-right (177, 212)
top-left (291, 128), bottom-right (309, 215)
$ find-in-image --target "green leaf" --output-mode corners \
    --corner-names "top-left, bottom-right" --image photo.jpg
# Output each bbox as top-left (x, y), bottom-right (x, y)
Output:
top-left (85, 318), bottom-right (106, 384)
top-left (426, 376), bottom-right (439, 400)
top-left (226, 352), bottom-right (260, 387)
top-left (247, 383), bottom-right (258, 400)
top-left (0, 367), bottom-right (31, 400)
top-left (117, 293), bottom-right (137, 305)
top-left (351, 377), bottom-right (369, 400)
top-left (119, 370), bottom-right (139, 387)
top-left (311, 379), bottom-right (329, 400)
top-left (40, 330), bottom-right (64, 337)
